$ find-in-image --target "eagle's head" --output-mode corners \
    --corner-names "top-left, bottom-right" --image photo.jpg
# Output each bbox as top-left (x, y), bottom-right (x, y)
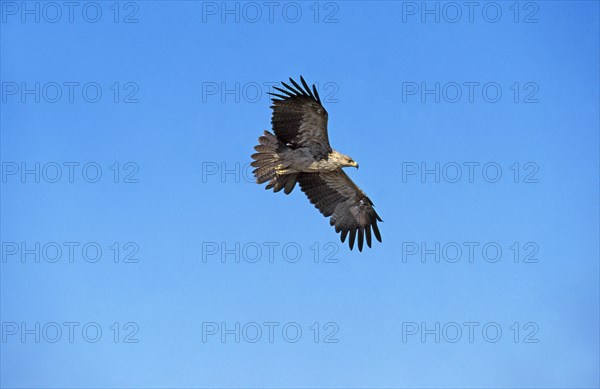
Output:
top-left (330, 151), bottom-right (359, 169)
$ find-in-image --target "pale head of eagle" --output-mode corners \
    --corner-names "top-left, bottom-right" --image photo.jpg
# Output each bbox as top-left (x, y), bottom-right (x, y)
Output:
top-left (329, 150), bottom-right (359, 169)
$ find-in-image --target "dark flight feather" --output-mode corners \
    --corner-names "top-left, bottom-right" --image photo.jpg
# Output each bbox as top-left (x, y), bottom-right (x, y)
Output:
top-left (268, 77), bottom-right (331, 159)
top-left (298, 170), bottom-right (382, 252)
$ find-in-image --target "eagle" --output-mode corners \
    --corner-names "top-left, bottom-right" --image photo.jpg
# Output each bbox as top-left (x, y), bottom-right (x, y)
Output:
top-left (251, 76), bottom-right (382, 251)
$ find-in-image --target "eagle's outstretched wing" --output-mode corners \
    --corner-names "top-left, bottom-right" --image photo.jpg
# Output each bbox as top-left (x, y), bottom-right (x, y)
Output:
top-left (298, 171), bottom-right (382, 251)
top-left (268, 76), bottom-right (331, 159)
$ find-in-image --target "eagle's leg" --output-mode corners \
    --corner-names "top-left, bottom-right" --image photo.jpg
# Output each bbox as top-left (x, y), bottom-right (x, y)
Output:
top-left (275, 165), bottom-right (293, 175)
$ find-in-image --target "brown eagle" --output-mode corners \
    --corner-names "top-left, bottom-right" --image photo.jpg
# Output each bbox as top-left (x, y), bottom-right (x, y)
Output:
top-left (251, 76), bottom-right (382, 251)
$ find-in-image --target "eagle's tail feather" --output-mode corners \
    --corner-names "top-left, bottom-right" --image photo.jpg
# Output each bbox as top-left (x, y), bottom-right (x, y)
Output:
top-left (251, 130), bottom-right (297, 195)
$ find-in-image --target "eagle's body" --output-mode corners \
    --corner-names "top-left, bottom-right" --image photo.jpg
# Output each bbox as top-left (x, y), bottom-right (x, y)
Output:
top-left (251, 76), bottom-right (382, 251)
top-left (275, 149), bottom-right (354, 174)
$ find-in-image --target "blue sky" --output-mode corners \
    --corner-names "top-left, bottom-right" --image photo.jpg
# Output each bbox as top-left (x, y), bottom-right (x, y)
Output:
top-left (1, 1), bottom-right (598, 388)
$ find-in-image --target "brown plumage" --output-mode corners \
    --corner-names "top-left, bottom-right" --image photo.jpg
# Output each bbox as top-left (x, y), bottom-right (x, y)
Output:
top-left (251, 76), bottom-right (382, 251)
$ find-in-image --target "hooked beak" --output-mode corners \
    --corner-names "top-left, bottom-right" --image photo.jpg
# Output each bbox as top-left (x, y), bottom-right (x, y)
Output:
top-left (354, 162), bottom-right (359, 169)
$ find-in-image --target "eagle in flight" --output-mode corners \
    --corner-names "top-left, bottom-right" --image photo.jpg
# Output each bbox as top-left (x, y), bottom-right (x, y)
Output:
top-left (251, 76), bottom-right (382, 251)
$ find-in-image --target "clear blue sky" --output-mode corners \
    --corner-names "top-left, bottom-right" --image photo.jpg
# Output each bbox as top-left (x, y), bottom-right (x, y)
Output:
top-left (1, 1), bottom-right (598, 388)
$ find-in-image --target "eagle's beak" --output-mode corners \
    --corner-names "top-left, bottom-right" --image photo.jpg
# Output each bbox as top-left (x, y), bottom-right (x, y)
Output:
top-left (354, 163), bottom-right (359, 169)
